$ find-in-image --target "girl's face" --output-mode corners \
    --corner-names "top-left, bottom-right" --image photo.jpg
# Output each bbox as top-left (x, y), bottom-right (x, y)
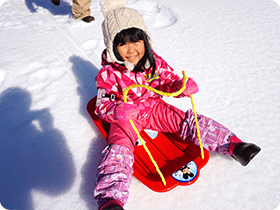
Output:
top-left (117, 39), bottom-right (145, 66)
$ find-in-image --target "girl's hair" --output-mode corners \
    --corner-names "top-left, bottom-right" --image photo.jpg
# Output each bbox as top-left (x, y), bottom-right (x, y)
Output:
top-left (113, 27), bottom-right (156, 76)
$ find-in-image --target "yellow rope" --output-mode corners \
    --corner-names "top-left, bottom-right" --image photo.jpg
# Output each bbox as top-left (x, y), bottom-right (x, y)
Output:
top-left (190, 95), bottom-right (204, 159)
top-left (128, 119), bottom-right (167, 186)
top-left (123, 70), bottom-right (204, 186)
top-left (123, 72), bottom-right (187, 102)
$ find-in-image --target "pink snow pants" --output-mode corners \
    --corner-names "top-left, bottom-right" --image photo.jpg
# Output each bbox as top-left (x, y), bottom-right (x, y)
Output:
top-left (94, 100), bottom-right (234, 208)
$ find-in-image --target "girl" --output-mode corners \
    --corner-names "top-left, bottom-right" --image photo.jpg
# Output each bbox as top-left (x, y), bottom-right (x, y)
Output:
top-left (94, 1), bottom-right (261, 210)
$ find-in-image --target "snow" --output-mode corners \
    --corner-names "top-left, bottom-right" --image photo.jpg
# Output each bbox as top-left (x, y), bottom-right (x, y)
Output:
top-left (0, 0), bottom-right (280, 209)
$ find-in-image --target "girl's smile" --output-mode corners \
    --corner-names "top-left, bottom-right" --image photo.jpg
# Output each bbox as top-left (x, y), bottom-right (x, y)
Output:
top-left (117, 39), bottom-right (145, 66)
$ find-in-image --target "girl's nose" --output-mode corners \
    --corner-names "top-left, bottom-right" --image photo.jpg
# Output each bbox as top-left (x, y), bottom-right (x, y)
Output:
top-left (127, 42), bottom-right (135, 52)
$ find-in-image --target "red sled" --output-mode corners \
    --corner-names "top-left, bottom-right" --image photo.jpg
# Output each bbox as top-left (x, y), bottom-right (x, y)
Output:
top-left (87, 96), bottom-right (209, 193)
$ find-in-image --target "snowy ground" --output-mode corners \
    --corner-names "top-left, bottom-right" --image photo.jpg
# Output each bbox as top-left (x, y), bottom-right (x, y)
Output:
top-left (0, 0), bottom-right (280, 209)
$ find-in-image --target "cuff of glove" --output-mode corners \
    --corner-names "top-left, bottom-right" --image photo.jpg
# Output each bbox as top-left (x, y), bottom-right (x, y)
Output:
top-left (183, 78), bottom-right (199, 97)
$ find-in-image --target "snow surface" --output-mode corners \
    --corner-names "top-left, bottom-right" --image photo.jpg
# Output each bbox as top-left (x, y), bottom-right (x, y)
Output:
top-left (0, 0), bottom-right (280, 209)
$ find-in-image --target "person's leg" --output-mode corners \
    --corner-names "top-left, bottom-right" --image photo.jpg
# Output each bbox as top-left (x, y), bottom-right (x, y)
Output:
top-left (72, 0), bottom-right (92, 20)
top-left (107, 120), bottom-right (143, 152)
top-left (94, 120), bottom-right (144, 209)
top-left (94, 144), bottom-right (134, 209)
top-left (181, 109), bottom-right (234, 155)
top-left (180, 109), bottom-right (260, 165)
top-left (146, 100), bottom-right (235, 155)
top-left (146, 100), bottom-right (185, 134)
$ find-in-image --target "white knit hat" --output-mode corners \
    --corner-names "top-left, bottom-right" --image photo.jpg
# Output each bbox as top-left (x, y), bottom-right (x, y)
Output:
top-left (100, 0), bottom-right (152, 68)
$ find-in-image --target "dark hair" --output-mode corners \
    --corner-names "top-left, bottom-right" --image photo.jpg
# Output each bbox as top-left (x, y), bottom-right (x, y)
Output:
top-left (113, 27), bottom-right (156, 76)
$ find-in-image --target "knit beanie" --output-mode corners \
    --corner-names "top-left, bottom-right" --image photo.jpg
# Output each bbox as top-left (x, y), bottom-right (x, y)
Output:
top-left (100, 0), bottom-right (152, 68)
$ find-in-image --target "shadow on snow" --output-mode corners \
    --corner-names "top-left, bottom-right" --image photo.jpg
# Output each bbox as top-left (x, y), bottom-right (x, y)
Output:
top-left (0, 87), bottom-right (76, 210)
top-left (25, 0), bottom-right (72, 16)
top-left (69, 55), bottom-right (107, 210)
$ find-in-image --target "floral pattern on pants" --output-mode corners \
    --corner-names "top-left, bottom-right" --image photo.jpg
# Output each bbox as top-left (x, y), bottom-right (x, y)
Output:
top-left (94, 144), bottom-right (134, 207)
top-left (180, 109), bottom-right (234, 155)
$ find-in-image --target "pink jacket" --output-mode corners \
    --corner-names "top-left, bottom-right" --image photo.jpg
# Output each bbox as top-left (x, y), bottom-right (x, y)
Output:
top-left (95, 50), bottom-right (198, 123)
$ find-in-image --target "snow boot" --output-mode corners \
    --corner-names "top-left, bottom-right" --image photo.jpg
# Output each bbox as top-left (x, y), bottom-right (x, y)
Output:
top-left (232, 142), bottom-right (261, 166)
top-left (101, 206), bottom-right (124, 210)
top-left (51, 0), bottom-right (60, 6)
top-left (82, 16), bottom-right (95, 23)
top-left (99, 199), bottom-right (124, 210)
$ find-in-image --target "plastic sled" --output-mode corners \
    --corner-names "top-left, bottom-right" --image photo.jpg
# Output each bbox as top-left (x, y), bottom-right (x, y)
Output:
top-left (87, 96), bottom-right (209, 192)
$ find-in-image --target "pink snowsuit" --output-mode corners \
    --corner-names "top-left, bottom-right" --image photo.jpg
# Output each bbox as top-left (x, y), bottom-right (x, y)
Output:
top-left (94, 50), bottom-right (234, 208)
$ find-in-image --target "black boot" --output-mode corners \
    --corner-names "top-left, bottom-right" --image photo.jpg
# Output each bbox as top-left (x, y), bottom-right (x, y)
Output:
top-left (102, 205), bottom-right (124, 210)
top-left (99, 199), bottom-right (124, 210)
top-left (81, 16), bottom-right (95, 23)
top-left (232, 143), bottom-right (261, 166)
top-left (51, 0), bottom-right (60, 6)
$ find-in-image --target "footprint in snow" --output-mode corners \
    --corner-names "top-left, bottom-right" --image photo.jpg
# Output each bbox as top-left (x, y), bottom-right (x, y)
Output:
top-left (82, 39), bottom-right (98, 50)
top-left (128, 0), bottom-right (177, 29)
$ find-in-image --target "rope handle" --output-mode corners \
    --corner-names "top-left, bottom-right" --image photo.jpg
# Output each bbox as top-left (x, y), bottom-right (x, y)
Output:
top-left (124, 71), bottom-right (187, 102)
top-left (190, 95), bottom-right (204, 159)
top-left (123, 70), bottom-right (204, 186)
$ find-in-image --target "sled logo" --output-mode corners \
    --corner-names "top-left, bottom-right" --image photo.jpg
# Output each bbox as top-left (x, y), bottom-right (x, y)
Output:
top-left (172, 161), bottom-right (198, 182)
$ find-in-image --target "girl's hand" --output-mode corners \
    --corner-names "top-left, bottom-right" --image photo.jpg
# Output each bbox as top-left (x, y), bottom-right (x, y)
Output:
top-left (183, 78), bottom-right (199, 97)
top-left (114, 103), bottom-right (139, 121)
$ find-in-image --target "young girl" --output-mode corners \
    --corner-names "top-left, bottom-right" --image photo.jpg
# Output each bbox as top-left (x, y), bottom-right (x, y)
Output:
top-left (94, 1), bottom-right (261, 209)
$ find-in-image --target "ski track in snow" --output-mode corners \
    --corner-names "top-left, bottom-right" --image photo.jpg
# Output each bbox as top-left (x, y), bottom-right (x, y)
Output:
top-left (1, 0), bottom-right (280, 210)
